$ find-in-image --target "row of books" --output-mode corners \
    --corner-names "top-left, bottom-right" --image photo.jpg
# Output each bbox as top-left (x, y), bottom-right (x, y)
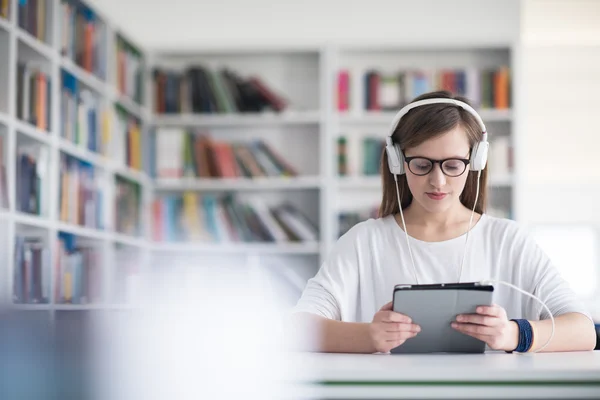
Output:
top-left (56, 232), bottom-right (102, 304)
top-left (61, 74), bottom-right (141, 168)
top-left (153, 67), bottom-right (287, 114)
top-left (114, 176), bottom-right (141, 236)
top-left (59, 154), bottom-right (103, 229)
top-left (153, 193), bottom-right (318, 243)
top-left (60, 0), bottom-right (107, 79)
top-left (155, 130), bottom-right (298, 179)
top-left (17, 0), bottom-right (49, 42)
top-left (337, 67), bottom-right (510, 112)
top-left (114, 106), bottom-right (143, 171)
top-left (1, 0), bottom-right (9, 19)
top-left (17, 63), bottom-right (51, 131)
top-left (116, 35), bottom-right (144, 104)
top-left (17, 145), bottom-right (49, 216)
top-left (338, 207), bottom-right (378, 238)
top-left (61, 70), bottom-right (105, 153)
top-left (13, 234), bottom-right (143, 305)
top-left (13, 236), bottom-right (51, 304)
top-left (0, 135), bottom-right (8, 209)
top-left (338, 136), bottom-right (384, 177)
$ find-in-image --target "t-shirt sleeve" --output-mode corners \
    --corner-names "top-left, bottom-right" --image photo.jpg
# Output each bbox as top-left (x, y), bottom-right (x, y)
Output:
top-left (515, 227), bottom-right (592, 321)
top-left (291, 228), bottom-right (360, 321)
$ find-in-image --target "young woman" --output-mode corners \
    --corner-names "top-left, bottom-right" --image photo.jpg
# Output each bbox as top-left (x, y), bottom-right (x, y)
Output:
top-left (290, 91), bottom-right (596, 354)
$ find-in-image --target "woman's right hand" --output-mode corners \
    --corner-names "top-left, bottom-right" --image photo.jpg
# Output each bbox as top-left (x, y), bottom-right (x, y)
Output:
top-left (369, 301), bottom-right (421, 353)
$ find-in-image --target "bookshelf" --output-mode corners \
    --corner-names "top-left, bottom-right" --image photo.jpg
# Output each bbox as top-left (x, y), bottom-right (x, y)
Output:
top-left (145, 44), bottom-right (518, 301)
top-left (0, 0), bottom-right (150, 312)
top-left (0, 1), bottom-right (520, 311)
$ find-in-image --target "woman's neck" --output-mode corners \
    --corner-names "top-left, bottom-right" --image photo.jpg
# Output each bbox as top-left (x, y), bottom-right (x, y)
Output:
top-left (395, 202), bottom-right (482, 243)
top-left (402, 202), bottom-right (476, 228)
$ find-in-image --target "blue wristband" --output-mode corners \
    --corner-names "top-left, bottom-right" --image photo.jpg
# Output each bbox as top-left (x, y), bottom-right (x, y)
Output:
top-left (509, 319), bottom-right (534, 353)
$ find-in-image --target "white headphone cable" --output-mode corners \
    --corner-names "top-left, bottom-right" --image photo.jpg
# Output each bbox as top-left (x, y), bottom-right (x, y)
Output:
top-left (457, 170), bottom-right (482, 282)
top-left (393, 169), bottom-right (481, 285)
top-left (479, 279), bottom-right (555, 354)
top-left (394, 174), bottom-right (419, 284)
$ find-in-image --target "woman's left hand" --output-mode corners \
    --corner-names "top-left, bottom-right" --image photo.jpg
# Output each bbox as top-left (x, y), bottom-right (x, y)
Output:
top-left (451, 304), bottom-right (519, 351)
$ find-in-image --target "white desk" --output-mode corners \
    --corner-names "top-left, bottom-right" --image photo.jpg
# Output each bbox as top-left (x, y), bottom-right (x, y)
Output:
top-left (288, 352), bottom-right (600, 399)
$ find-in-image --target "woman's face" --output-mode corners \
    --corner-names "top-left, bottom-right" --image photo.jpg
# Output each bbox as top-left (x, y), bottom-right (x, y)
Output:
top-left (403, 125), bottom-right (471, 215)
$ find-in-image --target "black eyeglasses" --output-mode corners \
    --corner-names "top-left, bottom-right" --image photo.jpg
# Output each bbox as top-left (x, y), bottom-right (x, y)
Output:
top-left (403, 153), bottom-right (471, 177)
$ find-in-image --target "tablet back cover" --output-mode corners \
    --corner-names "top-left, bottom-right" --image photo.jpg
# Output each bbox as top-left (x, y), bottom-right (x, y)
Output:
top-left (391, 288), bottom-right (493, 354)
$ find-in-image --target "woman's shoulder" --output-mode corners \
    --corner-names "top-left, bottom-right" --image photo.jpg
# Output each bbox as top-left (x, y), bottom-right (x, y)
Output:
top-left (479, 213), bottom-right (532, 244)
top-left (336, 216), bottom-right (393, 247)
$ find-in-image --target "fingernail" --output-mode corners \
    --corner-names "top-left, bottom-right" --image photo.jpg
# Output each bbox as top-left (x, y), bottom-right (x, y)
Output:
top-left (456, 315), bottom-right (463, 322)
top-left (477, 307), bottom-right (482, 313)
top-left (416, 326), bottom-right (421, 332)
top-left (451, 322), bottom-right (457, 328)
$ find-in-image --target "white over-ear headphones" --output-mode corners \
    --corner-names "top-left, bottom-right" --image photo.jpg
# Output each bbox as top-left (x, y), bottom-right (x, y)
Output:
top-left (385, 98), bottom-right (489, 175)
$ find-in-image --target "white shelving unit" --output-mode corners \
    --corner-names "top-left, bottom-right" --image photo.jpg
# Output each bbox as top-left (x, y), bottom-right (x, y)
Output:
top-left (0, 0), bottom-right (151, 313)
top-left (0, 0), bottom-right (520, 311)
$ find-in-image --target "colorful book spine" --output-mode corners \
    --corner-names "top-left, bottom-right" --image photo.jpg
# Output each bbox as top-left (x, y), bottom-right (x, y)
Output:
top-left (115, 176), bottom-right (141, 236)
top-left (60, 0), bottom-right (106, 79)
top-left (18, 0), bottom-right (48, 42)
top-left (349, 67), bottom-right (511, 110)
top-left (152, 195), bottom-right (319, 244)
top-left (16, 63), bottom-right (52, 131)
top-left (115, 106), bottom-right (142, 171)
top-left (155, 130), bottom-right (298, 179)
top-left (116, 35), bottom-right (144, 104)
top-left (153, 66), bottom-right (288, 114)
top-left (56, 232), bottom-right (102, 304)
top-left (13, 236), bottom-right (51, 304)
top-left (58, 155), bottom-right (102, 229)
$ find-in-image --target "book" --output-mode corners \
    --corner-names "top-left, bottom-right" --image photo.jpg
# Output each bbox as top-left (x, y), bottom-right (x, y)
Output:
top-left (56, 232), bottom-right (102, 304)
top-left (337, 70), bottom-right (350, 111)
top-left (116, 34), bottom-right (144, 104)
top-left (16, 145), bottom-right (48, 216)
top-left (16, 62), bottom-right (51, 131)
top-left (115, 176), bottom-right (141, 236)
top-left (114, 105), bottom-right (142, 171)
top-left (58, 155), bottom-right (102, 229)
top-left (1, 0), bottom-right (9, 19)
top-left (13, 236), bottom-right (50, 304)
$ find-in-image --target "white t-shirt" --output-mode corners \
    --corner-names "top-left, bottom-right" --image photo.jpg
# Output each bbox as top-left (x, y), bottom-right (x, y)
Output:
top-left (293, 214), bottom-right (591, 323)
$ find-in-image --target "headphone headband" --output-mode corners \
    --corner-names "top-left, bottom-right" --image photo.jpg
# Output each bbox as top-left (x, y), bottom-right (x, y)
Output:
top-left (387, 98), bottom-right (487, 143)
top-left (385, 98), bottom-right (490, 175)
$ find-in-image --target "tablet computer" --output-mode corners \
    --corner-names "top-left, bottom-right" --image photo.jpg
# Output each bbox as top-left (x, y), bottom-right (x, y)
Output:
top-left (391, 282), bottom-right (494, 354)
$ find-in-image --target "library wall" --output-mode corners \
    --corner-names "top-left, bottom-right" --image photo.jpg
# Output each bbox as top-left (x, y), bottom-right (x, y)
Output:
top-left (87, 0), bottom-right (520, 50)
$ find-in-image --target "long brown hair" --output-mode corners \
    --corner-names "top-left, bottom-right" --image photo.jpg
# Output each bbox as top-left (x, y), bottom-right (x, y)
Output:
top-left (378, 91), bottom-right (488, 218)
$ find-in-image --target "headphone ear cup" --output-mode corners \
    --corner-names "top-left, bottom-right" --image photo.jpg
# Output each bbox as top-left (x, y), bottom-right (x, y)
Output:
top-left (385, 143), bottom-right (405, 175)
top-left (396, 144), bottom-right (405, 175)
top-left (470, 141), bottom-right (489, 171)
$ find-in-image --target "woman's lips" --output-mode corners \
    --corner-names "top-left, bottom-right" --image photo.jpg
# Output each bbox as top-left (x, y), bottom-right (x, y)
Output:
top-left (426, 192), bottom-right (447, 200)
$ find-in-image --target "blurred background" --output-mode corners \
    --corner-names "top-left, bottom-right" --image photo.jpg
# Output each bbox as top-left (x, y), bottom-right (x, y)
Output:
top-left (0, 0), bottom-right (598, 399)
